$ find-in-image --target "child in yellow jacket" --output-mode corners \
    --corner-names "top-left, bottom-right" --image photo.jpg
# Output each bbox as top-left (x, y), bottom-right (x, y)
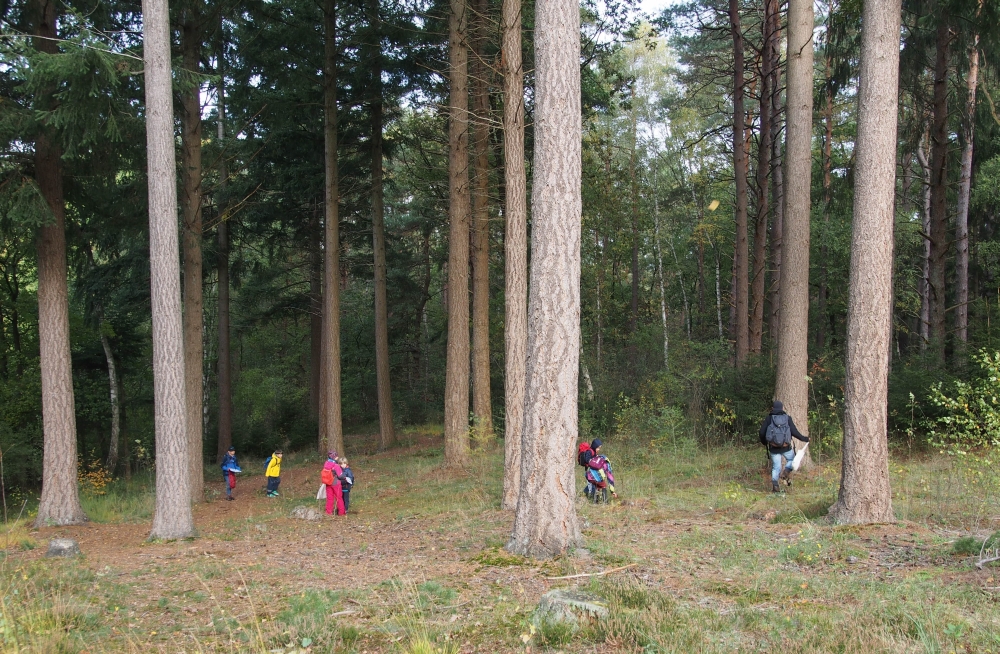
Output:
top-left (264, 450), bottom-right (282, 497)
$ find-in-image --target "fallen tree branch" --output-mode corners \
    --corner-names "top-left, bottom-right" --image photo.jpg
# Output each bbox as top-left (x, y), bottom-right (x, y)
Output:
top-left (975, 555), bottom-right (1000, 569)
top-left (545, 563), bottom-right (637, 580)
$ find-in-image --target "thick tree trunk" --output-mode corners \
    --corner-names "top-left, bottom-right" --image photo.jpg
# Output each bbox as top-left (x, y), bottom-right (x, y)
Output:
top-left (828, 0), bottom-right (900, 524)
top-left (501, 0), bottom-right (527, 511)
top-left (180, 16), bottom-right (204, 503)
top-left (216, 52), bottom-right (232, 462)
top-left (506, 0), bottom-right (583, 558)
top-left (321, 0), bottom-right (344, 456)
top-left (927, 18), bottom-right (950, 362)
top-left (144, 0), bottom-right (194, 539)
top-left (444, 0), bottom-right (471, 467)
top-left (101, 330), bottom-right (121, 474)
top-left (32, 0), bottom-right (86, 528)
top-left (368, 0), bottom-right (395, 451)
top-left (775, 0), bottom-right (813, 449)
top-left (750, 9), bottom-right (773, 355)
top-left (729, 0), bottom-right (750, 366)
top-left (470, 0), bottom-right (493, 442)
top-left (955, 17), bottom-right (980, 349)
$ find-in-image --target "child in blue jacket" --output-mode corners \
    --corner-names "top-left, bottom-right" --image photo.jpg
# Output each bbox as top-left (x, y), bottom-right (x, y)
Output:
top-left (220, 446), bottom-right (241, 500)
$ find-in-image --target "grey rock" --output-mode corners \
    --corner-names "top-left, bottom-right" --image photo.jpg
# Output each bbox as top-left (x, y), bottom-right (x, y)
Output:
top-left (290, 506), bottom-right (322, 521)
top-left (46, 538), bottom-right (81, 557)
top-left (532, 589), bottom-right (608, 630)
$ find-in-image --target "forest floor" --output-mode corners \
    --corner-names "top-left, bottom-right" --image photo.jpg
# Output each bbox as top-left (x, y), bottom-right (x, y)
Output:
top-left (4, 430), bottom-right (1000, 653)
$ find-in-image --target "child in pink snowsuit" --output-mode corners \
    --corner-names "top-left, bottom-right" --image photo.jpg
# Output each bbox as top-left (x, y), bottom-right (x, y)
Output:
top-left (322, 452), bottom-right (346, 516)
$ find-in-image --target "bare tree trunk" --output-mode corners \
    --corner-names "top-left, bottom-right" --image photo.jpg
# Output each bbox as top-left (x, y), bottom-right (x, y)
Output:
top-left (828, 0), bottom-right (900, 524)
top-left (470, 0), bottom-right (493, 442)
top-left (714, 240), bottom-right (723, 339)
top-left (767, 0), bottom-right (783, 345)
top-left (32, 0), bottom-right (86, 528)
top-left (321, 0), bottom-right (344, 456)
top-left (501, 0), bottom-right (527, 511)
top-left (507, 0), bottom-right (583, 557)
top-left (101, 330), bottom-right (121, 474)
top-left (180, 15), bottom-right (204, 503)
top-left (144, 0), bottom-right (194, 539)
top-left (655, 200), bottom-right (669, 369)
top-left (916, 138), bottom-right (931, 351)
top-left (368, 0), bottom-right (395, 451)
top-left (668, 235), bottom-right (691, 339)
top-left (445, 0), bottom-right (471, 467)
top-left (817, 16), bottom-right (835, 351)
top-left (730, 0), bottom-right (750, 366)
top-left (309, 204), bottom-right (321, 420)
top-left (750, 4), bottom-right (774, 355)
top-left (955, 8), bottom-right (980, 349)
top-left (216, 41), bottom-right (232, 462)
top-left (775, 0), bottom-right (813, 453)
top-left (927, 18), bottom-right (951, 363)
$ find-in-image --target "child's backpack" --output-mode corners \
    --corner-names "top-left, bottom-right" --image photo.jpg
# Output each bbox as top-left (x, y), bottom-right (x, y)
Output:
top-left (264, 455), bottom-right (273, 474)
top-left (577, 442), bottom-right (593, 467)
top-left (321, 466), bottom-right (335, 486)
top-left (586, 455), bottom-right (610, 488)
top-left (765, 414), bottom-right (793, 448)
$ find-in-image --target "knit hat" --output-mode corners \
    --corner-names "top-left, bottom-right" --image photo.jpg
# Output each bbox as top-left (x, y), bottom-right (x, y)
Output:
top-left (227, 446), bottom-right (235, 452)
top-left (591, 438), bottom-right (603, 450)
top-left (772, 400), bottom-right (784, 413)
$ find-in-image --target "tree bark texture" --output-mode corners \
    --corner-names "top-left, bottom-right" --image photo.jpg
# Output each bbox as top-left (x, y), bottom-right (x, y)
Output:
top-left (444, 0), bottom-right (471, 467)
top-left (767, 0), bottom-right (783, 345)
top-left (828, 0), bottom-right (900, 524)
top-left (32, 0), bottom-right (87, 528)
top-left (470, 0), bottom-right (493, 442)
top-left (369, 0), bottom-right (395, 451)
top-left (506, 0), bottom-right (583, 558)
top-left (309, 205), bottom-right (322, 420)
top-left (775, 0), bottom-right (813, 444)
top-left (181, 16), bottom-right (204, 503)
top-left (321, 0), bottom-right (344, 456)
top-left (501, 0), bottom-right (527, 511)
top-left (818, 20), bottom-right (834, 351)
top-left (144, 0), bottom-right (195, 539)
top-left (955, 16), bottom-right (980, 348)
top-left (927, 18), bottom-right (950, 362)
top-left (101, 330), bottom-right (122, 474)
top-left (729, 0), bottom-right (750, 366)
top-left (750, 2), bottom-right (774, 355)
top-left (216, 55), bottom-right (233, 462)
top-left (916, 139), bottom-right (931, 350)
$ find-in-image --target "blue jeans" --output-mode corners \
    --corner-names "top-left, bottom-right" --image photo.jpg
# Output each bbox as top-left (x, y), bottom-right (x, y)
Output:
top-left (266, 476), bottom-right (280, 493)
top-left (770, 451), bottom-right (794, 483)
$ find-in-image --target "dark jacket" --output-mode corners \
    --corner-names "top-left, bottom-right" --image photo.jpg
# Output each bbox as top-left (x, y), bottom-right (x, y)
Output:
top-left (221, 453), bottom-right (240, 474)
top-left (758, 411), bottom-right (808, 453)
top-left (341, 467), bottom-right (354, 489)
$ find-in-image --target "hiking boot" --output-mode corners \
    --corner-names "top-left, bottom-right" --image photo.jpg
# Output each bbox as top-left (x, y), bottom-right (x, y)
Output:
top-left (772, 482), bottom-right (780, 493)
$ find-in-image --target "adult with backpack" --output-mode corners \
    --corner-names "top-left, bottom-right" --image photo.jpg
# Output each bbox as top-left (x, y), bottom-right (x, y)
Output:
top-left (264, 450), bottom-right (282, 497)
top-left (759, 400), bottom-right (808, 493)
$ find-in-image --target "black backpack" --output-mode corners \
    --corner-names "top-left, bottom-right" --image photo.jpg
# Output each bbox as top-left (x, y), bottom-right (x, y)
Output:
top-left (765, 414), bottom-right (792, 448)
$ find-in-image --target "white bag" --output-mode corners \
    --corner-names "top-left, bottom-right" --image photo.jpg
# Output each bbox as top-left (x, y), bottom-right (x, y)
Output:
top-left (791, 443), bottom-right (808, 471)
top-left (316, 484), bottom-right (327, 500)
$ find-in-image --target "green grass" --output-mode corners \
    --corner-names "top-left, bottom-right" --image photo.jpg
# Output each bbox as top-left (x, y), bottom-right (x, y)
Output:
top-left (6, 437), bottom-right (1000, 652)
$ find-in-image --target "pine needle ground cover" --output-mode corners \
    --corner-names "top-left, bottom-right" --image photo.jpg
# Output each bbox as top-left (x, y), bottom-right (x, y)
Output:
top-left (3, 431), bottom-right (1000, 653)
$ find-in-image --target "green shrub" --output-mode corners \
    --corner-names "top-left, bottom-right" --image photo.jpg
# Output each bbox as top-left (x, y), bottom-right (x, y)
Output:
top-left (927, 350), bottom-right (1000, 458)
